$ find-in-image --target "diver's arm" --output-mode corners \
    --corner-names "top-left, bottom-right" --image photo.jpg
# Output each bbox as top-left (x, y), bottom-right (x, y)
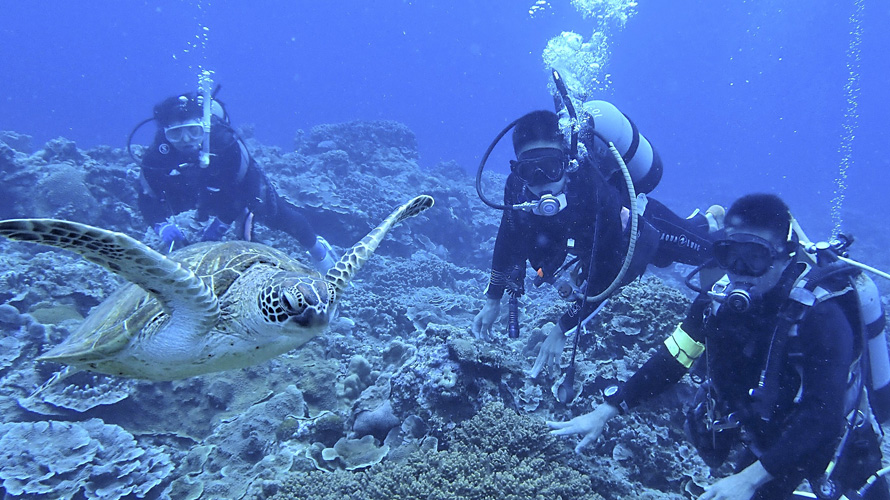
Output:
top-left (136, 146), bottom-right (174, 226)
top-left (136, 178), bottom-right (169, 226)
top-left (621, 296), bottom-right (709, 408)
top-left (486, 179), bottom-right (528, 300)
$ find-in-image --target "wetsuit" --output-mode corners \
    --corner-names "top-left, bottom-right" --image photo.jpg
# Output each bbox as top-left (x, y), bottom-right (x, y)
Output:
top-left (484, 156), bottom-right (713, 333)
top-left (620, 261), bottom-right (889, 499)
top-left (137, 118), bottom-right (317, 248)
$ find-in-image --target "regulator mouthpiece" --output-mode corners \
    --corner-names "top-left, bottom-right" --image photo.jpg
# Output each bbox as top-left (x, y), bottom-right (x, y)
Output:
top-left (513, 193), bottom-right (568, 216)
top-left (725, 287), bottom-right (753, 314)
top-left (709, 281), bottom-right (754, 314)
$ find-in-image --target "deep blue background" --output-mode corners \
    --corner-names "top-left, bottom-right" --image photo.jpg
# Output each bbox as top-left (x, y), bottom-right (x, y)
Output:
top-left (1, 0), bottom-right (888, 241)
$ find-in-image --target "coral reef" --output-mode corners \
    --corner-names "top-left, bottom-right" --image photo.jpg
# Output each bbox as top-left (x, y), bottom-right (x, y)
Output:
top-left (269, 402), bottom-right (605, 500)
top-left (0, 121), bottom-right (766, 499)
top-left (0, 419), bottom-right (172, 499)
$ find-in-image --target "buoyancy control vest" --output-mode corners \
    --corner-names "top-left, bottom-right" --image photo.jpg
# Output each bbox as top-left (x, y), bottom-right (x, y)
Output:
top-left (711, 257), bottom-right (890, 425)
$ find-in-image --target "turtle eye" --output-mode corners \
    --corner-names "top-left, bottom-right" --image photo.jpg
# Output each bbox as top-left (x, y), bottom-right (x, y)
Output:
top-left (282, 290), bottom-right (306, 315)
top-left (259, 285), bottom-right (304, 323)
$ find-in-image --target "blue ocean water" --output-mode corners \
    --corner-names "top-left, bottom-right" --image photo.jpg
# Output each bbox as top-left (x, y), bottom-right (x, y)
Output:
top-left (1, 0), bottom-right (888, 242)
top-left (2, 3), bottom-right (890, 498)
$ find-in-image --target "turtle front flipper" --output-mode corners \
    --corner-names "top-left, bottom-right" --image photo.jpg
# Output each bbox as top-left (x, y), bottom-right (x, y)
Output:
top-left (0, 219), bottom-right (220, 333)
top-left (325, 195), bottom-right (434, 299)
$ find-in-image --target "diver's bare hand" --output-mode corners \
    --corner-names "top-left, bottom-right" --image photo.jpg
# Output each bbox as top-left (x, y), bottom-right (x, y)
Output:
top-left (698, 461), bottom-right (771, 500)
top-left (527, 323), bottom-right (567, 378)
top-left (547, 403), bottom-right (620, 453)
top-left (471, 298), bottom-right (500, 340)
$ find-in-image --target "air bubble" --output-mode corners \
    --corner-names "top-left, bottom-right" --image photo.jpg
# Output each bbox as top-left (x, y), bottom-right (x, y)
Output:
top-left (831, 0), bottom-right (864, 237)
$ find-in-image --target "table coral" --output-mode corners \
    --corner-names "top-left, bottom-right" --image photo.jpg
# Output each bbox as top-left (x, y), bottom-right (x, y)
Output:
top-left (0, 419), bottom-right (172, 499)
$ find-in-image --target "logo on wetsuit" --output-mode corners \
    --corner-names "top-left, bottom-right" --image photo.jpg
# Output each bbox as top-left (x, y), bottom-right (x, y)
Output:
top-left (660, 232), bottom-right (701, 252)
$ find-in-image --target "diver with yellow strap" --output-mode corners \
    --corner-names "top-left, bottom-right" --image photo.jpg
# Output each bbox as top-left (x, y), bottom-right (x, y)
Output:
top-left (548, 193), bottom-right (890, 500)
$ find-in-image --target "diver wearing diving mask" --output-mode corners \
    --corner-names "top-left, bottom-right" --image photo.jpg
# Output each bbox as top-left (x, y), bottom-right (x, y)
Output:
top-left (709, 219), bottom-right (798, 314)
top-left (509, 146), bottom-right (574, 216)
top-left (472, 109), bottom-right (720, 397)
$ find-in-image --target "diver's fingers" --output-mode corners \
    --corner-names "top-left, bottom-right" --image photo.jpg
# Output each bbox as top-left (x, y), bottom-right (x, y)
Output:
top-left (547, 421), bottom-right (577, 434)
top-left (574, 432), bottom-right (598, 453)
top-left (546, 352), bottom-right (560, 375)
top-left (528, 356), bottom-right (545, 378)
top-left (471, 315), bottom-right (484, 339)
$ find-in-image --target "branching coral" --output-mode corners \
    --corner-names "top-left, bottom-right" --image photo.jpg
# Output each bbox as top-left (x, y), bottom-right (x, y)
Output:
top-left (269, 402), bottom-right (604, 500)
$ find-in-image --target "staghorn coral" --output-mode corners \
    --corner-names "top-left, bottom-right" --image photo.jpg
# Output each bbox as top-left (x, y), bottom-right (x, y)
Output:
top-left (269, 402), bottom-right (604, 500)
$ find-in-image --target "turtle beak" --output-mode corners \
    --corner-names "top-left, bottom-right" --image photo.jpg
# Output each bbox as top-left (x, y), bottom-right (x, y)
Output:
top-left (282, 281), bottom-right (329, 327)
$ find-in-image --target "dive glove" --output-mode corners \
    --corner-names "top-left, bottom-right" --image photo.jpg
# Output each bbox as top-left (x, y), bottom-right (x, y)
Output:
top-left (309, 236), bottom-right (339, 274)
top-left (155, 222), bottom-right (186, 253)
top-left (200, 217), bottom-right (230, 242)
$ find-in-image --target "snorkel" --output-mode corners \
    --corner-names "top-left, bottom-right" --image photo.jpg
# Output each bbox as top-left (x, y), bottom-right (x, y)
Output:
top-left (125, 82), bottom-right (228, 164)
top-left (198, 70), bottom-right (214, 168)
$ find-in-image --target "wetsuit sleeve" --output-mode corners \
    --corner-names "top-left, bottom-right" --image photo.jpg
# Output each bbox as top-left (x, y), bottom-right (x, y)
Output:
top-left (486, 176), bottom-right (528, 300)
top-left (137, 139), bottom-right (174, 226)
top-left (136, 181), bottom-right (168, 226)
top-left (757, 300), bottom-right (854, 477)
top-left (643, 197), bottom-right (713, 268)
top-left (620, 294), bottom-right (710, 408)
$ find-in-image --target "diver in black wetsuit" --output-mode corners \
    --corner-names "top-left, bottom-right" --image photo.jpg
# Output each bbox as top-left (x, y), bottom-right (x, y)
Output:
top-left (472, 109), bottom-right (720, 381)
top-left (549, 193), bottom-right (890, 500)
top-left (133, 91), bottom-right (338, 272)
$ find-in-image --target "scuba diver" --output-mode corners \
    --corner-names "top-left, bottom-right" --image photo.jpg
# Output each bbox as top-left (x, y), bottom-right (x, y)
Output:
top-left (548, 193), bottom-right (890, 500)
top-left (128, 89), bottom-right (338, 272)
top-left (472, 91), bottom-right (721, 394)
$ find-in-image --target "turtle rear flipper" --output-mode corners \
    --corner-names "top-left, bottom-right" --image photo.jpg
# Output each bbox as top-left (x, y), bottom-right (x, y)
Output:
top-left (0, 219), bottom-right (220, 333)
top-left (326, 195), bottom-right (434, 298)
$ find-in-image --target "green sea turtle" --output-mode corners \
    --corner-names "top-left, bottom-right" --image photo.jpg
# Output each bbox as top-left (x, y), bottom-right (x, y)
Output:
top-left (0, 195), bottom-right (434, 381)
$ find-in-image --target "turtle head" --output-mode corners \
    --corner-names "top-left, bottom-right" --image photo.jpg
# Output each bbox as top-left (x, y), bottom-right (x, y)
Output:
top-left (258, 273), bottom-right (336, 329)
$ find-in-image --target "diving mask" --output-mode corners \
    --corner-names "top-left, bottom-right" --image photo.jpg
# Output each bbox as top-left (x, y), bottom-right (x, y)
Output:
top-left (164, 122), bottom-right (205, 143)
top-left (510, 148), bottom-right (570, 185)
top-left (713, 233), bottom-right (788, 277)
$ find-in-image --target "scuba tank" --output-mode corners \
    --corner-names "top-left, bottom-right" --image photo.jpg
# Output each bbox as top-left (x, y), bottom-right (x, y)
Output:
top-left (857, 271), bottom-right (890, 421)
top-left (573, 100), bottom-right (663, 195)
top-left (800, 233), bottom-right (890, 423)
